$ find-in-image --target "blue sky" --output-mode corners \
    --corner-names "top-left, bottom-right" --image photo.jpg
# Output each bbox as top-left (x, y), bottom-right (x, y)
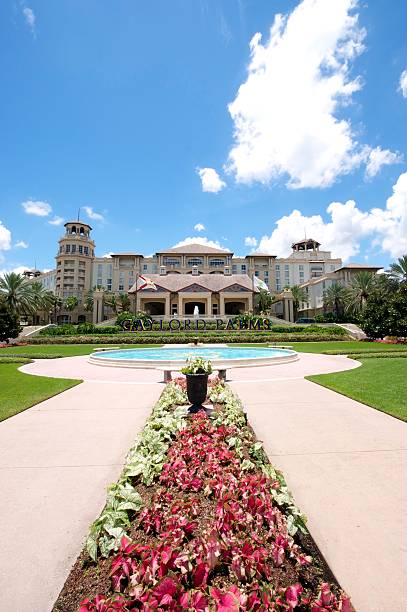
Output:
top-left (0, 0), bottom-right (406, 273)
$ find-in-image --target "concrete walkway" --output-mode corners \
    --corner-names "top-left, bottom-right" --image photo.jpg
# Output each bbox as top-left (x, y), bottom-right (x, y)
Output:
top-left (1, 353), bottom-right (406, 611)
top-left (0, 372), bottom-right (162, 612)
top-left (229, 368), bottom-right (407, 612)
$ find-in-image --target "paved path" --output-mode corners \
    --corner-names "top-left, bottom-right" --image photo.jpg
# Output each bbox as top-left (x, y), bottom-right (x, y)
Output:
top-left (229, 366), bottom-right (407, 612)
top-left (2, 353), bottom-right (406, 611)
top-left (0, 371), bottom-right (162, 612)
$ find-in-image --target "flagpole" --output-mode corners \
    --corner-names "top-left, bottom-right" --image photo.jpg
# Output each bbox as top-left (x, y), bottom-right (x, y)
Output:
top-left (135, 272), bottom-right (138, 314)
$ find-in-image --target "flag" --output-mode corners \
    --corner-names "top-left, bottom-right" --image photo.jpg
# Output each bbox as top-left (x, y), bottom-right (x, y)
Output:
top-left (253, 275), bottom-right (270, 293)
top-left (136, 275), bottom-right (157, 291)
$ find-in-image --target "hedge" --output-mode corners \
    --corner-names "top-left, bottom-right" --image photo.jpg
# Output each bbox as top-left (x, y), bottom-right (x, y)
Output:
top-left (40, 324), bottom-right (346, 337)
top-left (27, 332), bottom-right (349, 345)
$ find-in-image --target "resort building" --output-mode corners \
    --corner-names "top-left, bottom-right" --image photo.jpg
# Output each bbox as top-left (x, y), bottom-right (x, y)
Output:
top-left (29, 220), bottom-right (380, 322)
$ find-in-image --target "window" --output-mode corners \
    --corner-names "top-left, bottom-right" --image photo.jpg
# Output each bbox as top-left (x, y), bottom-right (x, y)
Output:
top-left (209, 259), bottom-right (225, 267)
top-left (264, 270), bottom-right (269, 277)
top-left (255, 271), bottom-right (259, 277)
top-left (212, 303), bottom-right (218, 315)
top-left (284, 264), bottom-right (289, 270)
top-left (232, 265), bottom-right (237, 272)
top-left (299, 271), bottom-right (304, 279)
top-left (275, 264), bottom-right (280, 270)
top-left (163, 257), bottom-right (181, 267)
top-left (66, 245), bottom-right (71, 253)
top-left (79, 261), bottom-right (85, 266)
top-left (276, 270), bottom-right (280, 278)
top-left (241, 264), bottom-right (246, 272)
top-left (79, 245), bottom-right (83, 254)
top-left (299, 265), bottom-right (304, 270)
top-left (187, 258), bottom-right (203, 267)
top-left (84, 246), bottom-right (89, 255)
top-left (171, 304), bottom-right (178, 315)
top-left (143, 264), bottom-right (147, 271)
top-left (119, 273), bottom-right (124, 291)
top-left (71, 245), bottom-right (76, 254)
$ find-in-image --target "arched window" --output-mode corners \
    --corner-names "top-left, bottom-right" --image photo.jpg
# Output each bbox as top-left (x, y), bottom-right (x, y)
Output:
top-left (71, 225), bottom-right (77, 234)
top-left (80, 226), bottom-right (85, 235)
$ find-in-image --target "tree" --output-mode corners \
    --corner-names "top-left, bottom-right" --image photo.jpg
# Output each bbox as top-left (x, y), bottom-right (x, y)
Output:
top-left (104, 293), bottom-right (119, 314)
top-left (48, 294), bottom-right (63, 323)
top-left (255, 289), bottom-right (275, 314)
top-left (388, 255), bottom-right (407, 283)
top-left (118, 293), bottom-right (131, 312)
top-left (345, 271), bottom-right (376, 315)
top-left (65, 296), bottom-right (79, 315)
top-left (84, 292), bottom-right (94, 313)
top-left (359, 283), bottom-right (407, 338)
top-left (290, 285), bottom-right (308, 321)
top-left (323, 282), bottom-right (348, 320)
top-left (0, 272), bottom-right (33, 315)
top-left (0, 305), bottom-right (21, 343)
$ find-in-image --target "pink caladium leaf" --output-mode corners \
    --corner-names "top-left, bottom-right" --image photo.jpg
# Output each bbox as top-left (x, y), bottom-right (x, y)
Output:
top-left (285, 583), bottom-right (303, 608)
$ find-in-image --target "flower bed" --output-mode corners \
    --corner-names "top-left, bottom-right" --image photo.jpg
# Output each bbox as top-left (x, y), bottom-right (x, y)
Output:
top-left (54, 381), bottom-right (350, 612)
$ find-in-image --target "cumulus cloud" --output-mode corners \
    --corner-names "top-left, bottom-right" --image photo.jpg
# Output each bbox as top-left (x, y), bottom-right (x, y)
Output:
top-left (22, 6), bottom-right (36, 34)
top-left (102, 252), bottom-right (114, 258)
top-left (83, 206), bottom-right (105, 221)
top-left (252, 171), bottom-right (407, 260)
top-left (0, 221), bottom-right (12, 267)
top-left (0, 265), bottom-right (30, 277)
top-left (194, 223), bottom-right (205, 232)
top-left (22, 200), bottom-right (52, 217)
top-left (399, 69), bottom-right (407, 98)
top-left (365, 147), bottom-right (402, 179)
top-left (15, 240), bottom-right (29, 249)
top-left (172, 236), bottom-right (229, 251)
top-left (197, 168), bottom-right (226, 193)
top-left (48, 216), bottom-right (64, 226)
top-left (226, 0), bottom-right (397, 189)
top-left (244, 236), bottom-right (258, 248)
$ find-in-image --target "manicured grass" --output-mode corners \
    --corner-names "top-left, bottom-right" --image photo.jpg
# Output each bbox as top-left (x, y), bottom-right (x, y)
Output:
top-left (307, 358), bottom-right (407, 421)
top-left (0, 343), bottom-right (159, 357)
top-left (237, 340), bottom-right (407, 354)
top-left (0, 361), bottom-right (81, 422)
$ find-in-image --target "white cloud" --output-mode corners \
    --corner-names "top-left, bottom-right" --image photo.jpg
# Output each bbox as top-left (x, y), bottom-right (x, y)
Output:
top-left (399, 69), bottom-right (407, 98)
top-left (0, 221), bottom-right (12, 253)
top-left (197, 167), bottom-right (226, 193)
top-left (48, 216), bottom-right (64, 226)
top-left (365, 147), bottom-right (402, 179)
top-left (172, 236), bottom-right (229, 251)
top-left (226, 0), bottom-right (397, 189)
top-left (244, 236), bottom-right (258, 248)
top-left (102, 252), bottom-right (114, 258)
top-left (22, 6), bottom-right (36, 34)
top-left (15, 240), bottom-right (29, 249)
top-left (194, 223), bottom-right (206, 232)
top-left (0, 265), bottom-right (30, 277)
top-left (252, 171), bottom-right (407, 260)
top-left (83, 206), bottom-right (105, 222)
top-left (22, 200), bottom-right (52, 217)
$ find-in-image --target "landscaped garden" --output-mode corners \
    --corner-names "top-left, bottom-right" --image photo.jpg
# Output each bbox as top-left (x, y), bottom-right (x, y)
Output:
top-left (54, 375), bottom-right (351, 611)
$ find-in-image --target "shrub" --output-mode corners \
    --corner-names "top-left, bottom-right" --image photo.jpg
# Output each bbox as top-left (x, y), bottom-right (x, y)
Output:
top-left (0, 309), bottom-right (21, 343)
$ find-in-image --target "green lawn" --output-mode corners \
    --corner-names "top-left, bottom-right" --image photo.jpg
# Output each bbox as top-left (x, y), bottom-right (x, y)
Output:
top-left (0, 361), bottom-right (81, 422)
top-left (0, 343), bottom-right (159, 357)
top-left (237, 340), bottom-right (407, 354)
top-left (307, 358), bottom-right (407, 421)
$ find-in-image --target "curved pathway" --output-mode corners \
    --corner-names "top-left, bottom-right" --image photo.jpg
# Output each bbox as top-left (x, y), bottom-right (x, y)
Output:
top-left (0, 353), bottom-right (405, 611)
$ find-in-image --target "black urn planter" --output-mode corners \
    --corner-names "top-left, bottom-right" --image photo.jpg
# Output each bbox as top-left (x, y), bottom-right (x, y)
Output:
top-left (186, 373), bottom-right (208, 413)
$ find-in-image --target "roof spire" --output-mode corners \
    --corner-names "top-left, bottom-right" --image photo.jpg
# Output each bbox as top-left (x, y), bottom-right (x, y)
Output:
top-left (77, 207), bottom-right (80, 221)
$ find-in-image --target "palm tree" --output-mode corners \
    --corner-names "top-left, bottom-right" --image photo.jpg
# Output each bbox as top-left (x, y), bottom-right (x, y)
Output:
top-left (104, 293), bottom-right (118, 314)
top-left (345, 271), bottom-right (376, 315)
top-left (388, 255), bottom-right (407, 283)
top-left (118, 293), bottom-right (130, 312)
top-left (291, 285), bottom-right (308, 321)
top-left (255, 289), bottom-right (275, 314)
top-left (84, 292), bottom-right (94, 313)
top-left (65, 296), bottom-right (79, 322)
top-left (48, 294), bottom-right (63, 323)
top-left (0, 272), bottom-right (34, 315)
top-left (323, 282), bottom-right (348, 320)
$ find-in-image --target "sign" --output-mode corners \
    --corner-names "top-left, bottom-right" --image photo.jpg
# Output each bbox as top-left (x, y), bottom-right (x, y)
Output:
top-left (120, 317), bottom-right (272, 332)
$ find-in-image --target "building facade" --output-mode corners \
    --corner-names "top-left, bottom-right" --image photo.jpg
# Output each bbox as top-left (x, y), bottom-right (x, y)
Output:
top-left (32, 221), bottom-right (354, 322)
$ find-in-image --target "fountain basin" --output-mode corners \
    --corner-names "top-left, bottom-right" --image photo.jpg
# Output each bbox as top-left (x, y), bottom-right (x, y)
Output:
top-left (89, 345), bottom-right (299, 371)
